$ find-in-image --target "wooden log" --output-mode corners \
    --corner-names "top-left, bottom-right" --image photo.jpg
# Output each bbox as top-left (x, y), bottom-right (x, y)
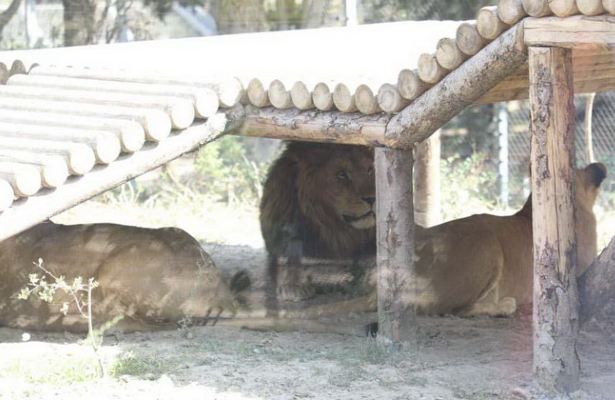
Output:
top-left (0, 97), bottom-right (170, 142)
top-left (417, 53), bottom-right (447, 84)
top-left (333, 83), bottom-right (358, 112)
top-left (435, 38), bottom-right (467, 71)
top-left (268, 80), bottom-right (294, 109)
top-left (0, 123), bottom-right (121, 165)
top-left (522, 0), bottom-right (553, 16)
top-left (0, 151), bottom-right (68, 188)
top-left (524, 15), bottom-right (615, 47)
top-left (29, 65), bottom-right (243, 108)
top-left (0, 179), bottom-right (14, 211)
top-left (0, 85), bottom-right (194, 130)
top-left (397, 69), bottom-right (430, 101)
top-left (386, 25), bottom-right (527, 148)
top-left (354, 84), bottom-right (382, 115)
top-left (498, 0), bottom-right (528, 24)
top-left (548, 0), bottom-right (579, 16)
top-left (414, 131), bottom-right (441, 227)
top-left (577, 0), bottom-right (606, 15)
top-left (0, 138), bottom-right (95, 176)
top-left (312, 82), bottom-right (335, 111)
top-left (377, 83), bottom-right (409, 113)
top-left (604, 0), bottom-right (615, 14)
top-left (7, 74), bottom-right (219, 119)
top-left (240, 106), bottom-right (391, 146)
top-left (529, 46), bottom-right (580, 394)
top-left (0, 109), bottom-right (145, 153)
top-left (579, 235), bottom-right (615, 324)
top-left (9, 60), bottom-right (26, 76)
top-left (374, 147), bottom-right (417, 349)
top-left (456, 23), bottom-right (489, 56)
top-left (0, 162), bottom-right (41, 197)
top-left (0, 63), bottom-right (8, 84)
top-left (0, 106), bottom-right (245, 241)
top-left (290, 81), bottom-right (314, 110)
top-left (477, 6), bottom-right (510, 40)
top-left (246, 78), bottom-right (271, 107)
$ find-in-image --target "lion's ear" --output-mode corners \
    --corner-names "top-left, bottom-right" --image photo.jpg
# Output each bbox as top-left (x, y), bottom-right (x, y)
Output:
top-left (584, 162), bottom-right (607, 188)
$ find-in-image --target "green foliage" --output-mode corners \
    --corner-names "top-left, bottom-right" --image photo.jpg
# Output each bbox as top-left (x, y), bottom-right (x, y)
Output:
top-left (360, 0), bottom-right (497, 23)
top-left (109, 352), bottom-right (170, 377)
top-left (440, 152), bottom-right (499, 221)
top-left (194, 136), bottom-right (273, 205)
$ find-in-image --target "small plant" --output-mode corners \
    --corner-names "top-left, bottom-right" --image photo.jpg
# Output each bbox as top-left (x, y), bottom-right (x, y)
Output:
top-left (18, 258), bottom-right (105, 377)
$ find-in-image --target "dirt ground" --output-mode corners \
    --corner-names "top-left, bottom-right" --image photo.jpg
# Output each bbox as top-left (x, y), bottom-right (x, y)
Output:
top-left (1, 200), bottom-right (614, 400)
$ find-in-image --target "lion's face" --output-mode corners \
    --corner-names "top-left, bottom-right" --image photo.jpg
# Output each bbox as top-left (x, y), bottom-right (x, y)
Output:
top-left (294, 144), bottom-right (375, 230)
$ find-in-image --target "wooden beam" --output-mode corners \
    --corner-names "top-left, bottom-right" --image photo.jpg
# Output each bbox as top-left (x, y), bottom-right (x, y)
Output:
top-left (529, 46), bottom-right (580, 394)
top-left (386, 24), bottom-right (527, 148)
top-left (524, 15), bottom-right (615, 48)
top-left (0, 106), bottom-right (245, 241)
top-left (414, 131), bottom-right (441, 227)
top-left (239, 106), bottom-right (391, 147)
top-left (374, 147), bottom-right (417, 349)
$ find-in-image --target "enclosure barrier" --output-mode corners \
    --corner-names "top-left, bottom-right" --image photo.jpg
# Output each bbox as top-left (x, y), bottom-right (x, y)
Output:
top-left (1, 0), bottom-right (615, 395)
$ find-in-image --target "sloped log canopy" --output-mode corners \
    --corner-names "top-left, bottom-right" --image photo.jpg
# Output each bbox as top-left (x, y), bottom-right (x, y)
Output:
top-left (0, 106), bottom-right (244, 241)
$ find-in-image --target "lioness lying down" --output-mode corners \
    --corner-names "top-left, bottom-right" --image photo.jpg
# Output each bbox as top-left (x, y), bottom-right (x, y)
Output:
top-left (412, 162), bottom-right (606, 316)
top-left (260, 142), bottom-right (606, 316)
top-left (0, 222), bottom-right (244, 332)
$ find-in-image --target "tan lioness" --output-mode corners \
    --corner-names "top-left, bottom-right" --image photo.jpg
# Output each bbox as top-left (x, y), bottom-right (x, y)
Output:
top-left (407, 162), bottom-right (607, 316)
top-left (0, 222), bottom-right (244, 332)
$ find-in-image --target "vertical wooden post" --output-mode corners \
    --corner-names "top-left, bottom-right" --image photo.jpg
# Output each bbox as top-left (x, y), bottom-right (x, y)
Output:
top-left (375, 147), bottom-right (417, 349)
top-left (529, 46), bottom-right (580, 394)
top-left (414, 130), bottom-right (441, 227)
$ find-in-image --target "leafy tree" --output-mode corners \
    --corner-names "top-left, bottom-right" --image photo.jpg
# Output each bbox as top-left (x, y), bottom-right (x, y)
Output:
top-left (359, 0), bottom-right (497, 23)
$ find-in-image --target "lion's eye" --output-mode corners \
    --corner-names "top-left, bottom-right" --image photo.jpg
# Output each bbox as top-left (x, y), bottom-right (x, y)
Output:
top-left (336, 171), bottom-right (350, 181)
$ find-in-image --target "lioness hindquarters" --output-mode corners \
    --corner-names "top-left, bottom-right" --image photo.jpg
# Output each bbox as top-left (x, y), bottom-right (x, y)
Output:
top-left (0, 223), bottom-right (239, 332)
top-left (259, 142), bottom-right (376, 302)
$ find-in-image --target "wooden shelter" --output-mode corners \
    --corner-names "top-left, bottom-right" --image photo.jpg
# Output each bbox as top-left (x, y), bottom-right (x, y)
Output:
top-left (1, 0), bottom-right (615, 395)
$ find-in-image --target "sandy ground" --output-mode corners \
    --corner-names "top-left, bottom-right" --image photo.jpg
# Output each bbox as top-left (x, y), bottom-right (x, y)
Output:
top-left (1, 200), bottom-right (614, 399)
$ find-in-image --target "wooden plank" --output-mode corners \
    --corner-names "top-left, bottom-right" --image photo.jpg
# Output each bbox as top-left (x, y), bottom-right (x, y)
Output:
top-left (375, 147), bottom-right (417, 349)
top-left (529, 46), bottom-right (580, 394)
top-left (476, 47), bottom-right (615, 103)
top-left (0, 106), bottom-right (245, 241)
top-left (386, 24), bottom-right (527, 148)
top-left (240, 106), bottom-right (391, 147)
top-left (524, 15), bottom-right (615, 48)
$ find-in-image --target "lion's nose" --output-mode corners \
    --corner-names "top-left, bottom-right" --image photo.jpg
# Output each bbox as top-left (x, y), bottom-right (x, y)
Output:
top-left (362, 197), bottom-right (376, 206)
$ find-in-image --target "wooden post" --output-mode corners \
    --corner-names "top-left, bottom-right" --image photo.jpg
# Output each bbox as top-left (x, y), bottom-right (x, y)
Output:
top-left (374, 147), bottom-right (417, 349)
top-left (529, 46), bottom-right (580, 394)
top-left (414, 131), bottom-right (441, 227)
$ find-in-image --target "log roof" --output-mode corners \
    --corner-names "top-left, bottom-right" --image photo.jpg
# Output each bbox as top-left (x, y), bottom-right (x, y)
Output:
top-left (0, 0), bottom-right (614, 238)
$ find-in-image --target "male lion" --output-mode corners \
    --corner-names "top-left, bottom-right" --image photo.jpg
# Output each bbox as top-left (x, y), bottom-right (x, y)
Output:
top-left (260, 142), bottom-right (376, 301)
top-left (0, 222), bottom-right (246, 332)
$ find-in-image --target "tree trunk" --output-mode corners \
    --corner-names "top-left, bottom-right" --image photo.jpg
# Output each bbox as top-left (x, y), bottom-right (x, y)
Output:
top-left (0, 0), bottom-right (22, 42)
top-left (62, 0), bottom-right (95, 46)
top-left (414, 130), bottom-right (441, 227)
top-left (375, 147), bottom-right (417, 350)
top-left (529, 46), bottom-right (580, 395)
top-left (211, 0), bottom-right (268, 34)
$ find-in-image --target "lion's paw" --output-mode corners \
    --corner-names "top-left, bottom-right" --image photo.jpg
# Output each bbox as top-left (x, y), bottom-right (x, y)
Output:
top-left (497, 297), bottom-right (517, 316)
top-left (277, 284), bottom-right (315, 302)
